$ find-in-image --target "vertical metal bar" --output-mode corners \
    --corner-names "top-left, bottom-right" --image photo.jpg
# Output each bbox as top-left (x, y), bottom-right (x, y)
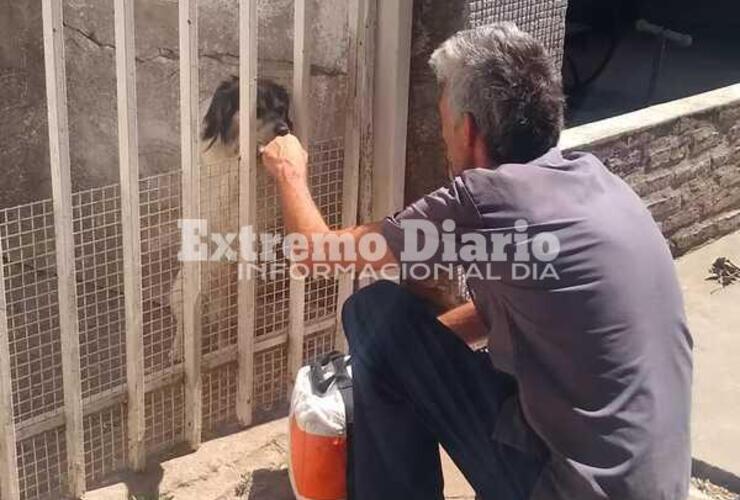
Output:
top-left (335, 0), bottom-right (377, 352)
top-left (293, 0), bottom-right (311, 145)
top-left (0, 236), bottom-right (20, 500)
top-left (287, 0), bottom-right (311, 398)
top-left (236, 0), bottom-right (258, 426)
top-left (40, 0), bottom-right (86, 496)
top-left (372, 0), bottom-right (412, 221)
top-left (355, 0), bottom-right (377, 227)
top-left (113, 0), bottom-right (146, 470)
top-left (179, 0), bottom-right (203, 448)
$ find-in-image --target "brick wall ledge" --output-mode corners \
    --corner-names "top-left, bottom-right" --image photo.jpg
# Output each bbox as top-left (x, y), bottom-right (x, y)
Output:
top-left (556, 83), bottom-right (740, 255)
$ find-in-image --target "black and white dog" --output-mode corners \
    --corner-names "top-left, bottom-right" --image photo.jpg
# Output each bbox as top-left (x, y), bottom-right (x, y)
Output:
top-left (202, 75), bottom-right (293, 151)
top-left (168, 77), bottom-right (293, 363)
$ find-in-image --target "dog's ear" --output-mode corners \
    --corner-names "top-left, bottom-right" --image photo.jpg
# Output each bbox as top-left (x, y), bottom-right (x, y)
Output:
top-left (276, 83), bottom-right (293, 130)
top-left (202, 76), bottom-right (239, 149)
top-left (277, 83), bottom-right (292, 122)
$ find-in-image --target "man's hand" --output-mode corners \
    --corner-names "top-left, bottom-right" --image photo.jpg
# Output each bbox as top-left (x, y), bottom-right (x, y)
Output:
top-left (260, 133), bottom-right (396, 274)
top-left (260, 134), bottom-right (309, 184)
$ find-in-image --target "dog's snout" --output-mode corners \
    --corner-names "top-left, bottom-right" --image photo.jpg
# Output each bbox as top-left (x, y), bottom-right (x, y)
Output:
top-left (274, 122), bottom-right (291, 137)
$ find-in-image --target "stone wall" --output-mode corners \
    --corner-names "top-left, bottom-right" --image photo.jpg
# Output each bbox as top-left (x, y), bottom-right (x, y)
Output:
top-left (0, 0), bottom-right (349, 208)
top-left (561, 84), bottom-right (740, 256)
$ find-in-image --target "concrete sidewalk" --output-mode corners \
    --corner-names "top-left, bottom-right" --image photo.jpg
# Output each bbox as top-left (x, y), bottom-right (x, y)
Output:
top-left (85, 417), bottom-right (717, 499)
top-left (439, 230), bottom-right (740, 498)
top-left (675, 231), bottom-right (740, 482)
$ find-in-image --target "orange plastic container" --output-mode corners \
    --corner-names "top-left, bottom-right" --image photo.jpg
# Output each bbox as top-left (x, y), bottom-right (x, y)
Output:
top-left (289, 416), bottom-right (347, 500)
top-left (288, 354), bottom-right (352, 500)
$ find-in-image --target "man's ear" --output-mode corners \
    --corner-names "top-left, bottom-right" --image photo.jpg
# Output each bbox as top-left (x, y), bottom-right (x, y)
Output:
top-left (461, 112), bottom-right (478, 148)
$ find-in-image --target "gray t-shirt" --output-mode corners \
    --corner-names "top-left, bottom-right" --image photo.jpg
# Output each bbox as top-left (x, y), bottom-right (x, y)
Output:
top-left (382, 148), bottom-right (693, 500)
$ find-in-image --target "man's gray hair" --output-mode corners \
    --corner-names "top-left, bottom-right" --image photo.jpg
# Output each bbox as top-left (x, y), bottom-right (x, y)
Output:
top-left (429, 23), bottom-right (564, 165)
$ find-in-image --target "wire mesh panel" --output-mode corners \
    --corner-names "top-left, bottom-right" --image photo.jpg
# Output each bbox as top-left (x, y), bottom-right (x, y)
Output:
top-left (197, 154), bottom-right (240, 432)
top-left (140, 171), bottom-right (183, 375)
top-left (0, 172), bottom-right (190, 494)
top-left (202, 362), bottom-right (238, 433)
top-left (83, 404), bottom-right (127, 486)
top-left (254, 154), bottom-right (291, 341)
top-left (72, 185), bottom-right (126, 401)
top-left (254, 256), bottom-right (291, 340)
top-left (200, 157), bottom-right (240, 355)
top-left (304, 278), bottom-right (339, 325)
top-left (0, 201), bottom-right (63, 429)
top-left (253, 343), bottom-right (289, 413)
top-left (139, 171), bottom-right (186, 457)
top-left (303, 328), bottom-right (336, 365)
top-left (71, 185), bottom-right (131, 486)
top-left (304, 138), bottom-right (345, 327)
top-left (468, 0), bottom-right (568, 66)
top-left (144, 383), bottom-right (185, 455)
top-left (15, 427), bottom-right (66, 500)
top-left (309, 138), bottom-right (345, 230)
top-left (201, 260), bottom-right (239, 355)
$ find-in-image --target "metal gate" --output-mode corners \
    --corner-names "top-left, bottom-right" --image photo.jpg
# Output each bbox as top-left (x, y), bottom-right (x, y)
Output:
top-left (0, 0), bottom-right (382, 498)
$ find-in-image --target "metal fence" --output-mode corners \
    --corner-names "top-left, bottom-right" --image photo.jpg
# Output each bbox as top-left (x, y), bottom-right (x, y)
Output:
top-left (468, 0), bottom-right (568, 67)
top-left (0, 0), bottom-right (376, 498)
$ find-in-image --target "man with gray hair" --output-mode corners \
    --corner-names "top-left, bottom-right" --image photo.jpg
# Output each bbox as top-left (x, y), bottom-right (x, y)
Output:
top-left (262, 23), bottom-right (692, 500)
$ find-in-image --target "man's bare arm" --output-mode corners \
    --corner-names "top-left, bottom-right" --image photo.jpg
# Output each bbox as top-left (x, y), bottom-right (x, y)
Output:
top-left (261, 134), bottom-right (396, 270)
top-left (438, 301), bottom-right (488, 346)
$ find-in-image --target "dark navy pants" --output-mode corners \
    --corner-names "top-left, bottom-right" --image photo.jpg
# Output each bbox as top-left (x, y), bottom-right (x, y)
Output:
top-left (342, 281), bottom-right (547, 500)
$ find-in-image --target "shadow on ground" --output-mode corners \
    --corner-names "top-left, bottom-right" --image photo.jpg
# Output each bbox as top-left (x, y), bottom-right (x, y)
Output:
top-left (241, 468), bottom-right (295, 500)
top-left (115, 463), bottom-right (166, 500)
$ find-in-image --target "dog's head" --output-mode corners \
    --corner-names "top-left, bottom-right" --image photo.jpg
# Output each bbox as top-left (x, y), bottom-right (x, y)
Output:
top-left (202, 76), bottom-right (293, 151)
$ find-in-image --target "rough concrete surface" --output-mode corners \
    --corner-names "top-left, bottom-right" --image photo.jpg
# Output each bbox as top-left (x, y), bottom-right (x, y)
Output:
top-left (84, 415), bottom-right (722, 499)
top-left (0, 0), bottom-right (348, 209)
top-left (85, 414), bottom-right (476, 499)
top-left (86, 419), bottom-right (290, 500)
top-left (83, 414), bottom-right (472, 499)
top-left (676, 231), bottom-right (740, 481)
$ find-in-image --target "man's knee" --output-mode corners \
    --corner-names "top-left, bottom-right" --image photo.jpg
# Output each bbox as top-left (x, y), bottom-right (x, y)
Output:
top-left (341, 280), bottom-right (406, 349)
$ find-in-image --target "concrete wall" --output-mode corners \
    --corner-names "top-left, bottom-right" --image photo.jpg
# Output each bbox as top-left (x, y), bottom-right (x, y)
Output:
top-left (404, 0), bottom-right (468, 204)
top-left (562, 84), bottom-right (740, 257)
top-left (0, 0), bottom-right (348, 209)
top-left (404, 0), bottom-right (568, 203)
